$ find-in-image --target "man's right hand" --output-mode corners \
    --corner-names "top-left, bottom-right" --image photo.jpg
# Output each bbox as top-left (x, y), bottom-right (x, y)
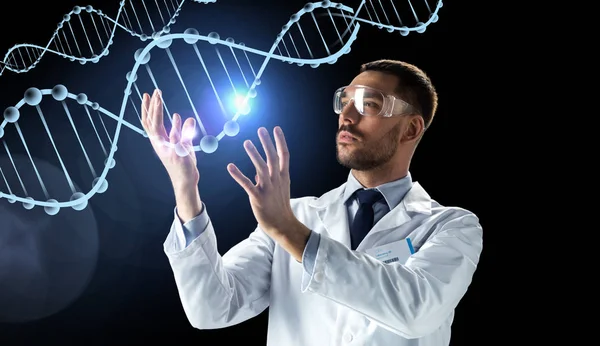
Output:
top-left (141, 89), bottom-right (203, 222)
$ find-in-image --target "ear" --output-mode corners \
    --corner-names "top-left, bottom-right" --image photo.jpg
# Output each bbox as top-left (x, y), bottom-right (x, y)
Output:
top-left (403, 116), bottom-right (425, 143)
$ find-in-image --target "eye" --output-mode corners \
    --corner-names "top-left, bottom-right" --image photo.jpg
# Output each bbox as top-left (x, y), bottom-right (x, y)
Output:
top-left (364, 101), bottom-right (381, 109)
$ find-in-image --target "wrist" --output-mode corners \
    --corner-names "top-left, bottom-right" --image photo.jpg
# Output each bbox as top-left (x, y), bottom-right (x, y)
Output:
top-left (274, 218), bottom-right (311, 262)
top-left (172, 179), bottom-right (198, 196)
top-left (171, 174), bottom-right (198, 192)
top-left (173, 183), bottom-right (202, 223)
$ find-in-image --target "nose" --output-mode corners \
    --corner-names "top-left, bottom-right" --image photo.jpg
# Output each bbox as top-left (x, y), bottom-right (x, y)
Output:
top-left (339, 100), bottom-right (360, 125)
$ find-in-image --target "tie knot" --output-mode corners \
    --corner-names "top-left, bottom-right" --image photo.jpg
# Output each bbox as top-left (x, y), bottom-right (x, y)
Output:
top-left (355, 189), bottom-right (384, 206)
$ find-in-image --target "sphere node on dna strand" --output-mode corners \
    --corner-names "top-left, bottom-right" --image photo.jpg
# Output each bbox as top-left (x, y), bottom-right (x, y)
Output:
top-left (0, 0), bottom-right (219, 76)
top-left (0, 0), bottom-right (443, 214)
top-left (0, 83), bottom-right (130, 214)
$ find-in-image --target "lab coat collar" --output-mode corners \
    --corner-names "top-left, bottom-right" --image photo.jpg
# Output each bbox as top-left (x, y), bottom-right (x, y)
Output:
top-left (308, 177), bottom-right (432, 249)
top-left (308, 177), bottom-right (432, 214)
top-left (341, 171), bottom-right (413, 211)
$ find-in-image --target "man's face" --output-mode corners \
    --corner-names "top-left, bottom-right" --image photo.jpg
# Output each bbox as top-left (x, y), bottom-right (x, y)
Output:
top-left (335, 71), bottom-right (406, 171)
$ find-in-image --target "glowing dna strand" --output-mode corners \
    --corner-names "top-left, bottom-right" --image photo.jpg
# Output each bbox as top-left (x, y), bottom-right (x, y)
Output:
top-left (0, 0), bottom-right (443, 215)
top-left (0, 0), bottom-right (216, 76)
top-left (332, 0), bottom-right (441, 35)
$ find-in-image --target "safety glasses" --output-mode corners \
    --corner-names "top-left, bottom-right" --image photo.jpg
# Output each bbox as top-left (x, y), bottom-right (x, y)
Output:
top-left (333, 85), bottom-right (416, 117)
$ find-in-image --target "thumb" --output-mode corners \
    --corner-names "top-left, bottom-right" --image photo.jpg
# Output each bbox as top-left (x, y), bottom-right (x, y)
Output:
top-left (181, 117), bottom-right (196, 146)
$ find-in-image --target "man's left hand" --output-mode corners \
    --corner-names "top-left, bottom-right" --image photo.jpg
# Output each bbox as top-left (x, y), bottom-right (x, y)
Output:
top-left (228, 127), bottom-right (308, 247)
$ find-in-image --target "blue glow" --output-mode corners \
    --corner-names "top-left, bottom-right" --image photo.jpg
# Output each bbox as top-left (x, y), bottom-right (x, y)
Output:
top-left (234, 94), bottom-right (246, 110)
top-left (233, 93), bottom-right (251, 115)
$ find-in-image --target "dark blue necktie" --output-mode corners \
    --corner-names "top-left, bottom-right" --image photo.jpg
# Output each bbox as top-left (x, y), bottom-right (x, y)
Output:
top-left (350, 189), bottom-right (384, 250)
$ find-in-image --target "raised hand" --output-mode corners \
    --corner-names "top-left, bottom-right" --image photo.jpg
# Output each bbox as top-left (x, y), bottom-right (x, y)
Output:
top-left (227, 126), bottom-right (297, 236)
top-left (141, 89), bottom-right (199, 191)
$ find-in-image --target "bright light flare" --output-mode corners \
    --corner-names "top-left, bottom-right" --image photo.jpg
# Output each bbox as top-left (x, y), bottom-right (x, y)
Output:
top-left (232, 93), bottom-right (251, 115)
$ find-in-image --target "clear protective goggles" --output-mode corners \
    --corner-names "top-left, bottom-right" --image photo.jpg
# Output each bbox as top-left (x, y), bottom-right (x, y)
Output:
top-left (333, 85), bottom-right (416, 117)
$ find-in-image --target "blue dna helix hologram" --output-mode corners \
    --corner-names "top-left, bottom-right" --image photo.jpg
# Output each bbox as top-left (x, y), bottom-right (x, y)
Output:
top-left (0, 0), bottom-right (440, 77)
top-left (0, 0), bottom-right (216, 76)
top-left (0, 0), bottom-right (443, 215)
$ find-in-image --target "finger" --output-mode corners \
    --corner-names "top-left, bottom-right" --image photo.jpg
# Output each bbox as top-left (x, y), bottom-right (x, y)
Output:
top-left (142, 93), bottom-right (164, 149)
top-left (227, 163), bottom-right (257, 196)
top-left (150, 89), bottom-right (161, 127)
top-left (257, 127), bottom-right (280, 177)
top-left (180, 117), bottom-right (196, 145)
top-left (244, 140), bottom-right (269, 178)
top-left (169, 113), bottom-right (181, 144)
top-left (179, 119), bottom-right (197, 161)
top-left (147, 90), bottom-right (156, 125)
top-left (141, 93), bottom-right (150, 129)
top-left (273, 126), bottom-right (290, 175)
top-left (151, 89), bottom-right (168, 139)
top-left (146, 90), bottom-right (158, 139)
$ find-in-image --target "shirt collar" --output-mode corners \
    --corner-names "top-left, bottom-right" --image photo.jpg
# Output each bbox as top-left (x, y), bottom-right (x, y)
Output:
top-left (342, 171), bottom-right (413, 210)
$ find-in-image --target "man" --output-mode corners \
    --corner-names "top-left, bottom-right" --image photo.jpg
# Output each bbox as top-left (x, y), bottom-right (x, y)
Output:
top-left (141, 59), bottom-right (483, 345)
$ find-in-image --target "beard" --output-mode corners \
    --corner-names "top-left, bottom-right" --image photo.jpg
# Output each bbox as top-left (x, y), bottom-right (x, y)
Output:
top-left (336, 122), bottom-right (402, 171)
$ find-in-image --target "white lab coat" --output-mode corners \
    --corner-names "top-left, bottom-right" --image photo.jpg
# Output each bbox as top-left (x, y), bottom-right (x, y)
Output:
top-left (163, 181), bottom-right (483, 346)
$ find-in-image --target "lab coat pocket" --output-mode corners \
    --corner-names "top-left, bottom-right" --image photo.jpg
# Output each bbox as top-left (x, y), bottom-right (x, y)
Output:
top-left (364, 238), bottom-right (415, 265)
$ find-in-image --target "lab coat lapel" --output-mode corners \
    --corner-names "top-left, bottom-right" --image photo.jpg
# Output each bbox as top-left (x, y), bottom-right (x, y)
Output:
top-left (368, 182), bottom-right (432, 235)
top-left (370, 203), bottom-right (411, 234)
top-left (309, 184), bottom-right (352, 247)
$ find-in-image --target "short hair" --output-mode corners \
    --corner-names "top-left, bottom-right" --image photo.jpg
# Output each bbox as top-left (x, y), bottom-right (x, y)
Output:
top-left (359, 59), bottom-right (438, 129)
